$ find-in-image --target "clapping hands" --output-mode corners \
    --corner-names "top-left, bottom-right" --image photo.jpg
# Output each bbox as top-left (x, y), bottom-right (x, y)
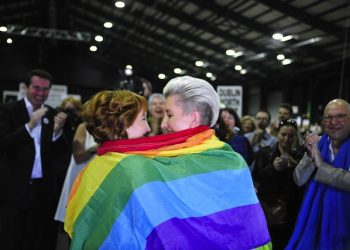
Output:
top-left (27, 107), bottom-right (48, 131)
top-left (54, 111), bottom-right (67, 134)
top-left (305, 133), bottom-right (323, 167)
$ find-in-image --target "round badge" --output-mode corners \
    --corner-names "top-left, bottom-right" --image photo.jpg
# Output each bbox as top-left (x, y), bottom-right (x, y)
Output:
top-left (43, 117), bottom-right (49, 124)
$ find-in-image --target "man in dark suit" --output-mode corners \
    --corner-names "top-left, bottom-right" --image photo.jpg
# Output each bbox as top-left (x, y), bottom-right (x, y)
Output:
top-left (0, 69), bottom-right (67, 249)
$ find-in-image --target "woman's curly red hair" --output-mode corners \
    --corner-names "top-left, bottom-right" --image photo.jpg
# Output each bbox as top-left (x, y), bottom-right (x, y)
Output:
top-left (81, 90), bottom-right (147, 143)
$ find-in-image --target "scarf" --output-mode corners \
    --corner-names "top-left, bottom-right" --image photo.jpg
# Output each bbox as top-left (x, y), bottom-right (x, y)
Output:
top-left (286, 134), bottom-right (350, 250)
top-left (65, 126), bottom-right (271, 250)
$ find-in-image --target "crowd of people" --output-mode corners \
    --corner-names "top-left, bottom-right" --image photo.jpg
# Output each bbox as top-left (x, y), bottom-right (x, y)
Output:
top-left (0, 68), bottom-right (349, 250)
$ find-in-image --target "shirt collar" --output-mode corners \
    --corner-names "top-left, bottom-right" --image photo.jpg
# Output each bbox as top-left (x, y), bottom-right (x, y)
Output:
top-left (24, 96), bottom-right (44, 117)
top-left (327, 136), bottom-right (335, 162)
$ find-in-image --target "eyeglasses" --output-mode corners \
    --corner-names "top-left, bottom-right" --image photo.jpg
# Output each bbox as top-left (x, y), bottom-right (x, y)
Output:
top-left (279, 119), bottom-right (297, 129)
top-left (322, 113), bottom-right (349, 122)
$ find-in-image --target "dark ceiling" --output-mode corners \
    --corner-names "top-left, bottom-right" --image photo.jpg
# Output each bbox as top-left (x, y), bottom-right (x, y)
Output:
top-left (0, 0), bottom-right (349, 90)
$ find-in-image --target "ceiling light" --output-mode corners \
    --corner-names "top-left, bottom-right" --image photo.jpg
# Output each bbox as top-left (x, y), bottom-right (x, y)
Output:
top-left (206, 72), bottom-right (213, 78)
top-left (272, 33), bottom-right (283, 40)
top-left (124, 68), bottom-right (133, 76)
top-left (195, 60), bottom-right (204, 67)
top-left (246, 53), bottom-right (265, 61)
top-left (293, 37), bottom-right (322, 48)
top-left (234, 65), bottom-right (242, 71)
top-left (211, 76), bottom-right (216, 81)
top-left (89, 45), bottom-right (97, 52)
top-left (126, 65), bottom-right (132, 69)
top-left (115, 1), bottom-right (125, 8)
top-left (277, 54), bottom-right (285, 60)
top-left (240, 69), bottom-right (247, 75)
top-left (0, 26), bottom-right (7, 32)
top-left (233, 51), bottom-right (243, 58)
top-left (158, 73), bottom-right (166, 79)
top-left (95, 35), bottom-right (103, 42)
top-left (281, 35), bottom-right (293, 42)
top-left (282, 58), bottom-right (292, 65)
top-left (174, 68), bottom-right (182, 74)
top-left (226, 49), bottom-right (235, 56)
top-left (6, 38), bottom-right (12, 44)
top-left (104, 22), bottom-right (113, 28)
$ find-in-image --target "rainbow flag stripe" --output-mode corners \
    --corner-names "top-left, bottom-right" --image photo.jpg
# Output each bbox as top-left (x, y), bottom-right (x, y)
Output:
top-left (65, 128), bottom-right (271, 249)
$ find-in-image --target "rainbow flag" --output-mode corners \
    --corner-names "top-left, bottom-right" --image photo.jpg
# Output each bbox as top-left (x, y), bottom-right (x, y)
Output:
top-left (65, 126), bottom-right (271, 249)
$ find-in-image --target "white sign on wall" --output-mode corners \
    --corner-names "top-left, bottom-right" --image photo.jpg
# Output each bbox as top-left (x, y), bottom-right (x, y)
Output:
top-left (217, 85), bottom-right (243, 117)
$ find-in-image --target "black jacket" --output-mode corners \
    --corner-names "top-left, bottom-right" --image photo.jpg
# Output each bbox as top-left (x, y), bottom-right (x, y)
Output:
top-left (0, 99), bottom-right (65, 203)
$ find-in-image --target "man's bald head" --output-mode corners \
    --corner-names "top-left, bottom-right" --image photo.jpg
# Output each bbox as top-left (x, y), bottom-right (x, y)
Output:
top-left (323, 98), bottom-right (350, 146)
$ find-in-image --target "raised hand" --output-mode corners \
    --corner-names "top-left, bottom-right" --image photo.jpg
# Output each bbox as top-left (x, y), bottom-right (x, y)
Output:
top-left (54, 111), bottom-right (68, 134)
top-left (305, 133), bottom-right (320, 156)
top-left (27, 107), bottom-right (48, 131)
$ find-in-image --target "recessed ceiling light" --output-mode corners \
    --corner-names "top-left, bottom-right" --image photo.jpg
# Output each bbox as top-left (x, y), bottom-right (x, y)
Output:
top-left (282, 58), bottom-right (292, 65)
top-left (89, 45), bottom-right (97, 52)
top-left (126, 65), bottom-right (132, 69)
top-left (104, 22), bottom-right (113, 28)
top-left (240, 69), bottom-right (247, 75)
top-left (272, 33), bottom-right (283, 40)
top-left (277, 54), bottom-right (285, 60)
top-left (158, 73), bottom-right (166, 79)
top-left (206, 72), bottom-right (213, 78)
top-left (235, 65), bottom-right (242, 71)
top-left (174, 68), bottom-right (182, 74)
top-left (0, 26), bottom-right (7, 32)
top-left (125, 68), bottom-right (133, 76)
top-left (226, 49), bottom-right (235, 56)
top-left (195, 60), bottom-right (204, 67)
top-left (115, 1), bottom-right (125, 8)
top-left (95, 35), bottom-right (103, 42)
top-left (6, 38), bottom-right (12, 44)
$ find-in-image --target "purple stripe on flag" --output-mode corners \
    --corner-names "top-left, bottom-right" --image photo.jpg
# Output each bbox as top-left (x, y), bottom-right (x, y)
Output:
top-left (146, 203), bottom-right (270, 250)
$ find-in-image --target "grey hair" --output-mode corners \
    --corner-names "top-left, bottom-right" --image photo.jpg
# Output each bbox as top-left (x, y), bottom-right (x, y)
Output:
top-left (163, 76), bottom-right (220, 127)
top-left (148, 93), bottom-right (166, 110)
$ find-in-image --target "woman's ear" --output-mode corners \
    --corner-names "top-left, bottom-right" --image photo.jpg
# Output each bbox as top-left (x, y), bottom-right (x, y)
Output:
top-left (189, 111), bottom-right (201, 128)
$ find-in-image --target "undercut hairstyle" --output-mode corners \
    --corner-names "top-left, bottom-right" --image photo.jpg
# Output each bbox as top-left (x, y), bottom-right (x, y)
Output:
top-left (163, 76), bottom-right (220, 127)
top-left (81, 90), bottom-right (147, 144)
top-left (25, 69), bottom-right (53, 87)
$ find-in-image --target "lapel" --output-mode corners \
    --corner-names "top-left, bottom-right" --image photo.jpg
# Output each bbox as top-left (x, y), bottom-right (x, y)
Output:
top-left (15, 99), bottom-right (31, 126)
top-left (41, 105), bottom-right (53, 147)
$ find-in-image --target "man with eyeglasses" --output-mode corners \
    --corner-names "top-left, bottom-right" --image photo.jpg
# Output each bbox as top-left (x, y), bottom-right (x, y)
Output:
top-left (287, 99), bottom-right (350, 250)
top-left (0, 69), bottom-right (67, 249)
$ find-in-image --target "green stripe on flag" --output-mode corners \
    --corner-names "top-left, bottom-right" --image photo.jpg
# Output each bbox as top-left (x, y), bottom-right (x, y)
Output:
top-left (71, 145), bottom-right (247, 249)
